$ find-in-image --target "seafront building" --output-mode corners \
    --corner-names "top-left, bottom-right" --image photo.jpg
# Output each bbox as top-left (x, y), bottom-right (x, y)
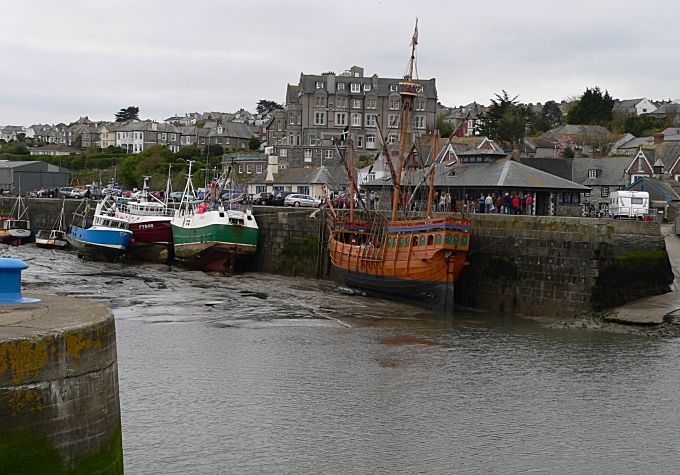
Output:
top-left (266, 66), bottom-right (437, 167)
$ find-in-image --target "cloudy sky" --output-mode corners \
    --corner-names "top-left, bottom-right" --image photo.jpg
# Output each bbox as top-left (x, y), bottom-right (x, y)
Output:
top-left (1, 0), bottom-right (677, 125)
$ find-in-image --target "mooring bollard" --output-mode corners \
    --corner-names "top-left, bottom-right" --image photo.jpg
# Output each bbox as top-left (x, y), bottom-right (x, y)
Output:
top-left (0, 257), bottom-right (41, 304)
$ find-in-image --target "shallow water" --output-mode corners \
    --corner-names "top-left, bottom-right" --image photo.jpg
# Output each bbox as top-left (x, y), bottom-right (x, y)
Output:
top-left (6, 245), bottom-right (680, 474)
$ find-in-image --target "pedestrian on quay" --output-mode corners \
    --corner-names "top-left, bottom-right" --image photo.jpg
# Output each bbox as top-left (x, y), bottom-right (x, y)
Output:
top-left (439, 192), bottom-right (446, 213)
top-left (485, 193), bottom-right (493, 214)
top-left (478, 193), bottom-right (485, 213)
top-left (512, 194), bottom-right (520, 215)
top-left (502, 193), bottom-right (511, 214)
top-left (445, 192), bottom-right (452, 212)
top-left (525, 193), bottom-right (534, 215)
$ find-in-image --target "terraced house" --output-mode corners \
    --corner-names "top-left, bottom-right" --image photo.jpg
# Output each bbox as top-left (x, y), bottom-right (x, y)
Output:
top-left (267, 66), bottom-right (437, 167)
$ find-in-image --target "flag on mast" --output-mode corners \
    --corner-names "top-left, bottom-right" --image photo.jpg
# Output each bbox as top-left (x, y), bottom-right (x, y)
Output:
top-left (411, 18), bottom-right (418, 46)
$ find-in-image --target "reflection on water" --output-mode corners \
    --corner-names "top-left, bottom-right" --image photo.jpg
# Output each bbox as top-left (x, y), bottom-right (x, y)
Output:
top-left (7, 245), bottom-right (680, 474)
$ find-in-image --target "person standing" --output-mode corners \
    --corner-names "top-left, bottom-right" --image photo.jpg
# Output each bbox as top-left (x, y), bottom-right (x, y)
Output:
top-left (478, 193), bottom-right (485, 213)
top-left (512, 194), bottom-right (520, 215)
top-left (484, 194), bottom-right (493, 214)
top-left (525, 193), bottom-right (534, 215)
top-left (439, 192), bottom-right (446, 213)
top-left (445, 192), bottom-right (452, 212)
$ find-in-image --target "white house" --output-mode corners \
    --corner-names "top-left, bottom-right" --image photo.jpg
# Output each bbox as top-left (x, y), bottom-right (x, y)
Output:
top-left (615, 98), bottom-right (657, 116)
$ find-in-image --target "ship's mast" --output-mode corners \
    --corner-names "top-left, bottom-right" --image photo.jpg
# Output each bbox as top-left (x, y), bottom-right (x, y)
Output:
top-left (391, 19), bottom-right (419, 221)
top-left (426, 131), bottom-right (437, 218)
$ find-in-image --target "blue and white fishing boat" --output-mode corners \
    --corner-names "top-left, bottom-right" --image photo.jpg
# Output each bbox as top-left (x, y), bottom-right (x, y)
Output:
top-left (66, 197), bottom-right (133, 262)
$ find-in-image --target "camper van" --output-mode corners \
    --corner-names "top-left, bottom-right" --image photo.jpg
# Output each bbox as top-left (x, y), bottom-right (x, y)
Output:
top-left (608, 190), bottom-right (649, 219)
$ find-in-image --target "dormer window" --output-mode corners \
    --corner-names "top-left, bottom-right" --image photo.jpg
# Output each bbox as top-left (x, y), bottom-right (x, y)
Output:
top-left (390, 84), bottom-right (397, 92)
top-left (217, 126), bottom-right (223, 134)
top-left (363, 84), bottom-right (371, 92)
top-left (588, 169), bottom-right (597, 179)
top-left (350, 83), bottom-right (360, 93)
top-left (316, 81), bottom-right (324, 89)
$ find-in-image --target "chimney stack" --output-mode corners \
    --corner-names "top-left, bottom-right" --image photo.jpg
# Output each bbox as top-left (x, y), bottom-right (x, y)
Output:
top-left (654, 133), bottom-right (664, 145)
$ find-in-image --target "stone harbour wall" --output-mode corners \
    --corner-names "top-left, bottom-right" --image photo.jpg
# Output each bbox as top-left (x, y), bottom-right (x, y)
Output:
top-left (248, 206), bottom-right (327, 278)
top-left (458, 215), bottom-right (666, 318)
top-left (13, 200), bottom-right (669, 318)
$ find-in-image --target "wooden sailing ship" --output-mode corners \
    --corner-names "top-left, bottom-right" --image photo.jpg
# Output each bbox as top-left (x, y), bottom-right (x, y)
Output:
top-left (327, 20), bottom-right (471, 312)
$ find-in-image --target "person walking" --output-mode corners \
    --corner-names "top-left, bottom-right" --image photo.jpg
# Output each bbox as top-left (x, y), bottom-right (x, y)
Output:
top-left (445, 192), bottom-right (452, 212)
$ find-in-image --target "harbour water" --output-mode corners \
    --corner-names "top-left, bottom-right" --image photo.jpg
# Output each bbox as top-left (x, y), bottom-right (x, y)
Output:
top-left (7, 245), bottom-right (680, 474)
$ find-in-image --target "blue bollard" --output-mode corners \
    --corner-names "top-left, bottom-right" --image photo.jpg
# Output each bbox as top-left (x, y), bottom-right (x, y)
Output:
top-left (0, 258), bottom-right (41, 304)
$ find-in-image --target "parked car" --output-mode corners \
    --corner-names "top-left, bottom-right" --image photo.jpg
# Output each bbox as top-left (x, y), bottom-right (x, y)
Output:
top-left (253, 192), bottom-right (274, 205)
top-left (284, 193), bottom-right (322, 207)
top-left (221, 190), bottom-right (242, 201)
top-left (235, 193), bottom-right (253, 204)
top-left (272, 191), bottom-right (294, 206)
top-left (58, 186), bottom-right (88, 198)
top-left (169, 191), bottom-right (196, 202)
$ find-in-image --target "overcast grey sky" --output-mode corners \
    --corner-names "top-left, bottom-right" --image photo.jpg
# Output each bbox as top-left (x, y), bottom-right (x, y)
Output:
top-left (1, 0), bottom-right (677, 125)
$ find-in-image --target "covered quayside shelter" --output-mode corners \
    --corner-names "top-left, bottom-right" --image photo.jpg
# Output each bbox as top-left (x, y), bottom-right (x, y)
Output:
top-left (362, 153), bottom-right (590, 216)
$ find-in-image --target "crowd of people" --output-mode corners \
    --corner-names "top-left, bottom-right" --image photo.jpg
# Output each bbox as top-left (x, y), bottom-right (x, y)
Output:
top-left (470, 192), bottom-right (534, 215)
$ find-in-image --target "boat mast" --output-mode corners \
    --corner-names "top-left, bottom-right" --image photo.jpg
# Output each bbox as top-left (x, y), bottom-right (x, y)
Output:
top-left (391, 18), bottom-right (419, 221)
top-left (164, 164), bottom-right (173, 206)
top-left (348, 136), bottom-right (355, 222)
top-left (426, 130), bottom-right (437, 218)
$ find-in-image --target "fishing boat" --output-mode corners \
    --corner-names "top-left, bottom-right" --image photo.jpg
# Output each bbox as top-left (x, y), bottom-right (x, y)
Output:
top-left (98, 175), bottom-right (175, 261)
top-left (35, 198), bottom-right (68, 249)
top-left (66, 198), bottom-right (133, 262)
top-left (0, 196), bottom-right (31, 246)
top-left (171, 160), bottom-right (258, 272)
top-left (327, 21), bottom-right (471, 313)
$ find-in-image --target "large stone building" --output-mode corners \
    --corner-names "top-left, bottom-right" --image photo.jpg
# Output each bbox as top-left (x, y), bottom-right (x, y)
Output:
top-left (267, 66), bottom-right (437, 167)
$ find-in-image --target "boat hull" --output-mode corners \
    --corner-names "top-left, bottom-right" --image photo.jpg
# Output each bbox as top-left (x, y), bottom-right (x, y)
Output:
top-left (172, 219), bottom-right (258, 271)
top-left (129, 220), bottom-right (173, 244)
top-left (328, 216), bottom-right (470, 313)
top-left (35, 238), bottom-right (68, 249)
top-left (334, 266), bottom-right (456, 312)
top-left (66, 225), bottom-right (133, 262)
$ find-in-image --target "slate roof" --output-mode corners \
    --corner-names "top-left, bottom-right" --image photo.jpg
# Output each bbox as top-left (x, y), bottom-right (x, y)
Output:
top-left (571, 156), bottom-right (631, 186)
top-left (363, 158), bottom-right (588, 191)
top-left (614, 136), bottom-right (653, 150)
top-left (520, 157), bottom-right (573, 180)
top-left (298, 73), bottom-right (437, 99)
top-left (651, 142), bottom-right (680, 169)
top-left (626, 177), bottom-right (680, 202)
top-left (248, 165), bottom-right (349, 187)
top-left (540, 124), bottom-right (613, 142)
top-left (207, 122), bottom-right (253, 139)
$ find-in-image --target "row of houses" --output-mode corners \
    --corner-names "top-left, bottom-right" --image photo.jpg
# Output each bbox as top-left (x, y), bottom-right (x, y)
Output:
top-left (20, 118), bottom-right (256, 155)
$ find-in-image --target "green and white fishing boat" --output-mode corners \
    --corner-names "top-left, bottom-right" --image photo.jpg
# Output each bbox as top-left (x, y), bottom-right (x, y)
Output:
top-left (171, 160), bottom-right (258, 272)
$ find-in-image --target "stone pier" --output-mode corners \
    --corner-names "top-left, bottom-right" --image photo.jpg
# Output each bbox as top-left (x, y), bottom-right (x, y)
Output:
top-left (0, 294), bottom-right (123, 473)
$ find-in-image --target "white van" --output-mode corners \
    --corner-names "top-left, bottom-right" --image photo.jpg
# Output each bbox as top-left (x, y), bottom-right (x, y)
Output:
top-left (609, 190), bottom-right (649, 219)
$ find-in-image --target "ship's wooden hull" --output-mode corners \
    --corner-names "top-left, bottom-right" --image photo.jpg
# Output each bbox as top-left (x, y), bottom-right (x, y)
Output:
top-left (328, 216), bottom-right (471, 312)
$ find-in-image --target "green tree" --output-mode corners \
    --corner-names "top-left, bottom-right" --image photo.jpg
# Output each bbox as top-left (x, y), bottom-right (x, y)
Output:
top-left (115, 106), bottom-right (140, 122)
top-left (205, 144), bottom-right (224, 158)
top-left (479, 90), bottom-right (533, 151)
top-left (176, 145), bottom-right (200, 161)
top-left (566, 87), bottom-right (614, 126)
top-left (248, 136), bottom-right (262, 150)
top-left (436, 115), bottom-right (454, 137)
top-left (256, 99), bottom-right (283, 114)
top-left (533, 100), bottom-right (563, 132)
